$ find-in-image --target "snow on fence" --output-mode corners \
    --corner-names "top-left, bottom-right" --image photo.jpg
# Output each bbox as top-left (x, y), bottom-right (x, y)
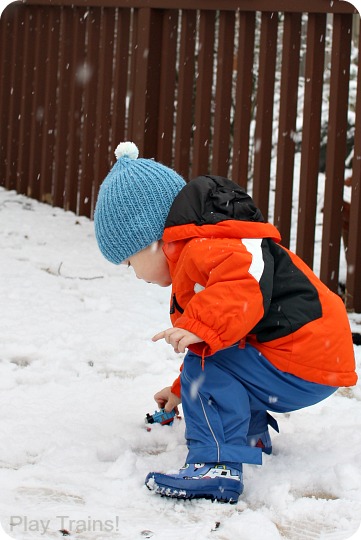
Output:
top-left (1, 0), bottom-right (361, 311)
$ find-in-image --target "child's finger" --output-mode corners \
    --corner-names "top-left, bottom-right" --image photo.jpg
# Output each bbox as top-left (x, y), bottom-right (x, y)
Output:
top-left (152, 331), bottom-right (166, 342)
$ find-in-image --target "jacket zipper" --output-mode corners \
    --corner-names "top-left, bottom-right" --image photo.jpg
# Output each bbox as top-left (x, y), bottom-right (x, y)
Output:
top-left (170, 293), bottom-right (184, 315)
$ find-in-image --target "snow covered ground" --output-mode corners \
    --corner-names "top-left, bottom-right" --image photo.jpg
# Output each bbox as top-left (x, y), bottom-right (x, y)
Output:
top-left (0, 185), bottom-right (361, 540)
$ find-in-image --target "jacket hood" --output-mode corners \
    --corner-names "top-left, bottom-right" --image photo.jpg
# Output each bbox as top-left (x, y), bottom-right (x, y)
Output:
top-left (165, 175), bottom-right (264, 227)
top-left (163, 175), bottom-right (281, 243)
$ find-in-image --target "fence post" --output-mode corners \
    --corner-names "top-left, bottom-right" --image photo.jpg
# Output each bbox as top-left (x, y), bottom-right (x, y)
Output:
top-left (232, 11), bottom-right (256, 187)
top-left (39, 6), bottom-right (61, 205)
top-left (63, 7), bottom-right (87, 213)
top-left (92, 7), bottom-right (117, 216)
top-left (191, 10), bottom-right (216, 177)
top-left (296, 13), bottom-right (326, 268)
top-left (212, 10), bottom-right (235, 176)
top-left (320, 13), bottom-right (352, 292)
top-left (0, 3), bottom-right (24, 192)
top-left (78, 7), bottom-right (102, 217)
top-left (157, 9), bottom-right (178, 166)
top-left (274, 13), bottom-right (302, 248)
top-left (174, 9), bottom-right (196, 180)
top-left (110, 8), bottom-right (130, 154)
top-left (346, 19), bottom-right (361, 312)
top-left (128, 7), bottom-right (163, 158)
top-left (252, 11), bottom-right (278, 220)
top-left (52, 6), bottom-right (73, 210)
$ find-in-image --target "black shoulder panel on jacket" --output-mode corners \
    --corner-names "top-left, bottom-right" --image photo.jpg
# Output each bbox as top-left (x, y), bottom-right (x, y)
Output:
top-left (165, 175), bottom-right (264, 227)
top-left (251, 240), bottom-right (323, 342)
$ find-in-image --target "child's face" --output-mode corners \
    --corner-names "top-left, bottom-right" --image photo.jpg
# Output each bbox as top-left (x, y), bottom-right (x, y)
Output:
top-left (123, 242), bottom-right (172, 287)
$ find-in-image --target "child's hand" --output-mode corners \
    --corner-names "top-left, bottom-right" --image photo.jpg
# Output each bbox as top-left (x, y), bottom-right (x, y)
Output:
top-left (152, 327), bottom-right (203, 353)
top-left (154, 386), bottom-right (181, 413)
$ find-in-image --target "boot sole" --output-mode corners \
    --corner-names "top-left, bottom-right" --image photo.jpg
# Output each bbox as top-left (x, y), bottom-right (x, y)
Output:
top-left (145, 473), bottom-right (243, 504)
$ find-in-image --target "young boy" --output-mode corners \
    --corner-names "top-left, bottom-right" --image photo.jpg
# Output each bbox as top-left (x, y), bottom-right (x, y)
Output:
top-left (94, 142), bottom-right (357, 504)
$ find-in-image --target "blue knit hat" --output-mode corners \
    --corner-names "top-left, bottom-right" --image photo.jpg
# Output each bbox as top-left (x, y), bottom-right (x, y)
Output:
top-left (94, 142), bottom-right (186, 264)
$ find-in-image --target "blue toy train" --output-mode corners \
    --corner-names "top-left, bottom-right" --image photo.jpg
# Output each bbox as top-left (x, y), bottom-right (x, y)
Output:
top-left (145, 408), bottom-right (176, 427)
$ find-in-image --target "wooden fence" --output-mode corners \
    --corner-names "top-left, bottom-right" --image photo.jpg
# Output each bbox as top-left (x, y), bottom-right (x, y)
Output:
top-left (1, 0), bottom-right (361, 311)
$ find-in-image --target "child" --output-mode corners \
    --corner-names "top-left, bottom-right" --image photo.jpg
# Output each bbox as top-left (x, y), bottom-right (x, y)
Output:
top-left (94, 142), bottom-right (357, 504)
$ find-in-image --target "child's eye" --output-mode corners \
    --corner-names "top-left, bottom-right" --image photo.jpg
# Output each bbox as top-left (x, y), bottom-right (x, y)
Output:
top-left (127, 261), bottom-right (131, 268)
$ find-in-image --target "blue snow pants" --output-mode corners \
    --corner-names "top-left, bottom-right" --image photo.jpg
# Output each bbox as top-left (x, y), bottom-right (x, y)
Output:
top-left (180, 343), bottom-right (337, 467)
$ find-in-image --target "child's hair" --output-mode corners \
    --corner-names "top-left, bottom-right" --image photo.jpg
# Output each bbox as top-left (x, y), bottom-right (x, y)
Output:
top-left (94, 142), bottom-right (186, 264)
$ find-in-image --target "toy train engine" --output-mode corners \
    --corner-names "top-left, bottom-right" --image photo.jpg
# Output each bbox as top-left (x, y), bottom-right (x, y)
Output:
top-left (145, 408), bottom-right (176, 427)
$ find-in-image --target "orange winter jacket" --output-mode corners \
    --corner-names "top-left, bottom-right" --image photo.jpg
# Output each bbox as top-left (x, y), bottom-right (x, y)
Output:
top-left (161, 176), bottom-right (357, 397)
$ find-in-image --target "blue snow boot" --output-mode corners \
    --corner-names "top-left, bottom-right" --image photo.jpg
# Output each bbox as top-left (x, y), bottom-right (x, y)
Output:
top-left (247, 412), bottom-right (279, 455)
top-left (145, 462), bottom-right (243, 503)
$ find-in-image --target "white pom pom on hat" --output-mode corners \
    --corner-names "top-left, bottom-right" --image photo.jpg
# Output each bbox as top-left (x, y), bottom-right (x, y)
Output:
top-left (114, 141), bottom-right (139, 160)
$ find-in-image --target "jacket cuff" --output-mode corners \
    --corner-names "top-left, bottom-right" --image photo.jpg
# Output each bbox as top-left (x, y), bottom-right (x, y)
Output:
top-left (171, 375), bottom-right (181, 398)
top-left (175, 315), bottom-right (223, 354)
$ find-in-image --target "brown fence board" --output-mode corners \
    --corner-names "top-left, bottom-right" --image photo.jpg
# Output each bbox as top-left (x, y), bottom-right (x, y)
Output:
top-left (110, 8), bottom-right (130, 154)
top-left (127, 8), bottom-right (138, 150)
top-left (296, 13), bottom-right (327, 268)
top-left (78, 7), bottom-right (101, 217)
top-left (28, 6), bottom-right (47, 201)
top-left (231, 11), bottom-right (256, 187)
top-left (274, 12), bottom-right (302, 248)
top-left (320, 13), bottom-right (352, 292)
top-left (2, 4), bottom-right (23, 191)
top-left (252, 12), bottom-right (278, 219)
top-left (191, 10), bottom-right (215, 177)
top-left (64, 7), bottom-right (87, 213)
top-left (1, 6), bottom-right (9, 187)
top-left (17, 5), bottom-right (37, 196)
top-left (212, 10), bottom-right (235, 176)
top-left (157, 10), bottom-right (178, 166)
top-left (0, 7), bottom-right (10, 181)
top-left (129, 8), bottom-right (163, 157)
top-left (142, 9), bottom-right (164, 157)
top-left (92, 7), bottom-right (117, 214)
top-left (39, 6), bottom-right (61, 205)
top-left (174, 9), bottom-right (196, 179)
top-left (52, 7), bottom-right (72, 209)
top-left (346, 20), bottom-right (361, 312)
